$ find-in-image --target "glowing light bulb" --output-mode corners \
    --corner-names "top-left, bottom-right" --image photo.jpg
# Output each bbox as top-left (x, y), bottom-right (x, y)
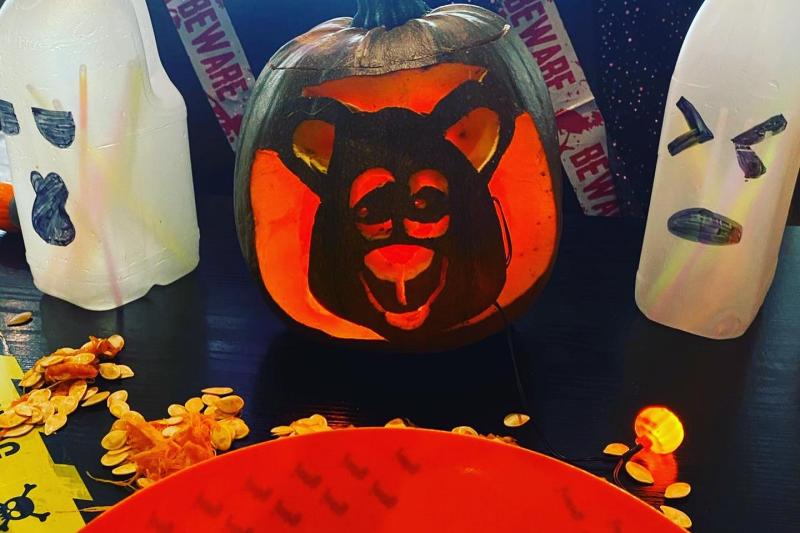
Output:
top-left (634, 406), bottom-right (684, 454)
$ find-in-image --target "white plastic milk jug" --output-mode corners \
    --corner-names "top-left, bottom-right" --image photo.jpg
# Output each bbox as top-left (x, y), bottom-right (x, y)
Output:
top-left (0, 0), bottom-right (200, 310)
top-left (636, 0), bottom-right (800, 339)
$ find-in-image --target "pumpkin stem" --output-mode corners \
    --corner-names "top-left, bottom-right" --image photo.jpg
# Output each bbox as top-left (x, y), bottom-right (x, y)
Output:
top-left (352, 0), bottom-right (430, 30)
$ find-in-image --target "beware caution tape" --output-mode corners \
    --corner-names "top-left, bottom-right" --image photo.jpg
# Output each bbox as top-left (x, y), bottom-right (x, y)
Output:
top-left (164, 0), bottom-right (256, 149)
top-left (498, 0), bottom-right (621, 216)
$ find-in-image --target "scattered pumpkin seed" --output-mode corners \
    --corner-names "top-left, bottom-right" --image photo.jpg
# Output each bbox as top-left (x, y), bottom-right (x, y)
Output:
top-left (625, 461), bottom-right (654, 484)
top-left (271, 425), bottom-right (295, 437)
top-left (101, 451), bottom-right (130, 467)
top-left (101, 430), bottom-right (128, 450)
top-left (107, 390), bottom-right (128, 406)
top-left (44, 413), bottom-right (67, 435)
top-left (98, 363), bottom-right (122, 380)
top-left (111, 463), bottom-right (137, 476)
top-left (3, 424), bottom-right (34, 438)
top-left (201, 387), bottom-right (233, 396)
top-left (215, 395), bottom-right (244, 414)
top-left (184, 397), bottom-right (204, 413)
top-left (384, 418), bottom-right (408, 428)
top-left (167, 404), bottom-right (187, 417)
top-left (82, 391), bottom-right (111, 408)
top-left (660, 505), bottom-right (692, 529)
top-left (603, 443), bottom-right (631, 457)
top-left (201, 394), bottom-right (220, 407)
top-left (452, 426), bottom-right (480, 437)
top-left (665, 482), bottom-right (692, 499)
top-left (117, 365), bottom-right (135, 379)
top-left (109, 401), bottom-right (131, 419)
top-left (211, 424), bottom-right (233, 451)
top-left (503, 413), bottom-right (531, 428)
top-left (6, 312), bottom-right (32, 327)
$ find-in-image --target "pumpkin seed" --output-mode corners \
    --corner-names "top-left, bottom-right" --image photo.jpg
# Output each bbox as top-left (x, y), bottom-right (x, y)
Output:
top-left (184, 397), bottom-right (204, 413)
top-left (82, 391), bottom-right (111, 408)
top-left (106, 445), bottom-right (131, 456)
top-left (107, 390), bottom-right (128, 406)
top-left (111, 463), bottom-right (137, 476)
top-left (98, 363), bottom-right (122, 380)
top-left (101, 451), bottom-right (130, 467)
top-left (223, 418), bottom-right (250, 440)
top-left (625, 461), bottom-right (654, 484)
top-left (270, 425), bottom-right (295, 437)
top-left (69, 380), bottom-right (88, 400)
top-left (161, 426), bottom-right (180, 438)
top-left (107, 335), bottom-right (125, 354)
top-left (82, 387), bottom-right (99, 401)
top-left (0, 411), bottom-right (28, 429)
top-left (19, 371), bottom-right (43, 388)
top-left (28, 389), bottom-right (52, 404)
top-left (14, 403), bottom-right (34, 417)
top-left (6, 311), bottom-right (32, 327)
top-left (109, 401), bottom-right (130, 419)
top-left (201, 394), bottom-right (220, 407)
top-left (163, 416), bottom-right (183, 426)
top-left (211, 424), bottom-right (233, 451)
top-left (3, 423), bottom-right (34, 438)
top-left (44, 413), bottom-right (67, 435)
top-left (67, 353), bottom-right (96, 365)
top-left (452, 426), bottom-right (480, 437)
top-left (603, 443), bottom-right (630, 457)
top-left (660, 505), bottom-right (692, 529)
top-left (384, 418), bottom-right (408, 428)
top-left (665, 482), bottom-right (692, 499)
top-left (168, 404), bottom-right (187, 417)
top-left (503, 413), bottom-right (531, 428)
top-left (117, 365), bottom-right (135, 379)
top-left (201, 387), bottom-right (233, 396)
top-left (136, 477), bottom-right (154, 489)
top-left (28, 406), bottom-right (44, 425)
top-left (38, 355), bottom-right (65, 368)
top-left (203, 405), bottom-right (218, 418)
top-left (215, 395), bottom-right (244, 414)
top-left (101, 430), bottom-right (128, 450)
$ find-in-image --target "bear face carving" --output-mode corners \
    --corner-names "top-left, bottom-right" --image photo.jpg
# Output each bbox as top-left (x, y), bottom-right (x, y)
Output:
top-left (291, 102), bottom-right (508, 342)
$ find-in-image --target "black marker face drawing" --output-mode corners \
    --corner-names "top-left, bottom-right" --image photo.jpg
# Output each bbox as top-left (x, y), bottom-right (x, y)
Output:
top-left (665, 96), bottom-right (788, 246)
top-left (285, 96), bottom-right (509, 342)
top-left (0, 100), bottom-right (77, 246)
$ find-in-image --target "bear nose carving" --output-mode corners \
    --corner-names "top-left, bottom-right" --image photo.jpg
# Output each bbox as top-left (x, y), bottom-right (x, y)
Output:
top-left (364, 244), bottom-right (434, 306)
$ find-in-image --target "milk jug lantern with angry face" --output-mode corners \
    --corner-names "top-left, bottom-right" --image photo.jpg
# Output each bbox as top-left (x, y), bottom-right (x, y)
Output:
top-left (0, 0), bottom-right (200, 311)
top-left (636, 0), bottom-right (800, 339)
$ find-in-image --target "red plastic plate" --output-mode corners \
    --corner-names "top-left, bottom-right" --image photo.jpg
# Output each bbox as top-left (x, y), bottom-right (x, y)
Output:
top-left (83, 428), bottom-right (682, 532)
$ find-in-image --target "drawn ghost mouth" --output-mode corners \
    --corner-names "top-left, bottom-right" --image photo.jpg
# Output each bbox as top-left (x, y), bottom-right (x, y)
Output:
top-left (359, 244), bottom-right (448, 330)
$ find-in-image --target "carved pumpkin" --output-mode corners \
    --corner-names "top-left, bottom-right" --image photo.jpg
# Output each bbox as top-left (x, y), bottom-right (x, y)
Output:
top-left (235, 0), bottom-right (562, 351)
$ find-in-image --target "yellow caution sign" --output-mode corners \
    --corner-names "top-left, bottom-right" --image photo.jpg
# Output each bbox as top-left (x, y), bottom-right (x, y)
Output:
top-left (0, 355), bottom-right (90, 532)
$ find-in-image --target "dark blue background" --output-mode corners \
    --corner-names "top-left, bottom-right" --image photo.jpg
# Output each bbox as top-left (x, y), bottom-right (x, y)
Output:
top-left (154, 1), bottom-right (796, 218)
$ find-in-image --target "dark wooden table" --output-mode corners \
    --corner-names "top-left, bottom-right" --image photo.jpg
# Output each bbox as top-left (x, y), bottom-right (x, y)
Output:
top-left (1, 196), bottom-right (798, 532)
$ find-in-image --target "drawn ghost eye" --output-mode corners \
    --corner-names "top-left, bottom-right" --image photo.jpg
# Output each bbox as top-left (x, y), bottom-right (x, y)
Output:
top-left (668, 97), bottom-right (714, 156)
top-left (0, 99), bottom-right (20, 135)
top-left (731, 115), bottom-right (787, 179)
top-left (32, 108), bottom-right (75, 149)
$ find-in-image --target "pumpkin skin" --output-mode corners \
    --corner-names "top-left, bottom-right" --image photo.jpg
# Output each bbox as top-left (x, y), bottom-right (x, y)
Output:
top-left (235, 2), bottom-right (562, 352)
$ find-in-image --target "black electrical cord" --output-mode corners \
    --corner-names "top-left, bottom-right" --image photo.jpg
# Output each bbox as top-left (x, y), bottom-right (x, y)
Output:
top-left (493, 302), bottom-right (612, 466)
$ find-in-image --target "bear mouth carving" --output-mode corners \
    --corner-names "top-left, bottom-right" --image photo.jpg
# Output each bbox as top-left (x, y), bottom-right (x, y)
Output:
top-left (359, 246), bottom-right (449, 330)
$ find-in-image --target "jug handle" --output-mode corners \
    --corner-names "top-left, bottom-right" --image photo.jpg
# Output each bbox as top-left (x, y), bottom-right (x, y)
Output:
top-left (130, 0), bottom-right (184, 108)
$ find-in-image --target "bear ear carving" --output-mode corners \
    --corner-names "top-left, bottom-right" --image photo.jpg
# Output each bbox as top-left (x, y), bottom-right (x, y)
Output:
top-left (293, 119), bottom-right (336, 175)
top-left (444, 107), bottom-right (500, 173)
